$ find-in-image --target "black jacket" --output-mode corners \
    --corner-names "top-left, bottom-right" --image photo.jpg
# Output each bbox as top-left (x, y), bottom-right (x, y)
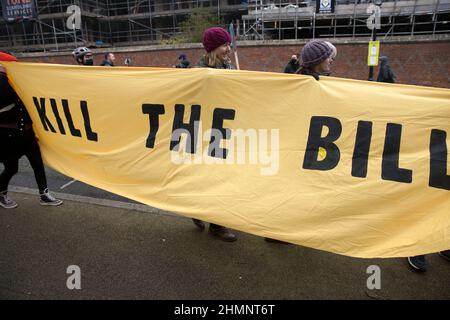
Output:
top-left (284, 59), bottom-right (300, 74)
top-left (298, 67), bottom-right (321, 81)
top-left (377, 57), bottom-right (396, 83)
top-left (100, 60), bottom-right (114, 67)
top-left (0, 73), bottom-right (32, 129)
top-left (176, 59), bottom-right (191, 68)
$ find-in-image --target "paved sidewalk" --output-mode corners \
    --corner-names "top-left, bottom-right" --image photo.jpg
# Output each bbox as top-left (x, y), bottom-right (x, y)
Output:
top-left (0, 190), bottom-right (449, 300)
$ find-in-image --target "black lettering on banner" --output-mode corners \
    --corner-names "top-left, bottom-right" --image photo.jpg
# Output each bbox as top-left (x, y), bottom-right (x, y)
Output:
top-left (382, 123), bottom-right (412, 183)
top-left (352, 121), bottom-right (373, 178)
top-left (62, 99), bottom-right (82, 138)
top-left (142, 104), bottom-right (165, 149)
top-left (302, 116), bottom-right (342, 171)
top-left (80, 101), bottom-right (98, 142)
top-left (208, 108), bottom-right (236, 159)
top-left (49, 98), bottom-right (66, 135)
top-left (170, 104), bottom-right (201, 154)
top-left (32, 96), bottom-right (56, 133)
top-left (429, 129), bottom-right (450, 190)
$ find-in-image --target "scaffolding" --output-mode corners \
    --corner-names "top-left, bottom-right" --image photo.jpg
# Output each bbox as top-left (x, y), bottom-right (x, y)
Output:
top-left (0, 0), bottom-right (449, 53)
top-left (242, 0), bottom-right (450, 40)
top-left (0, 0), bottom-right (246, 52)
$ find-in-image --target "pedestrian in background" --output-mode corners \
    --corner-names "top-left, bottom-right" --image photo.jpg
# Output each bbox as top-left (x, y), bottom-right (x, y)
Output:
top-left (101, 52), bottom-right (116, 67)
top-left (377, 56), bottom-right (396, 83)
top-left (283, 54), bottom-right (300, 74)
top-left (175, 53), bottom-right (190, 68)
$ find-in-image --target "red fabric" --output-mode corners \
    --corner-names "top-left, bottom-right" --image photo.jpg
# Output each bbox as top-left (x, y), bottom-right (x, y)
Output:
top-left (0, 52), bottom-right (17, 62)
top-left (202, 27), bottom-right (231, 53)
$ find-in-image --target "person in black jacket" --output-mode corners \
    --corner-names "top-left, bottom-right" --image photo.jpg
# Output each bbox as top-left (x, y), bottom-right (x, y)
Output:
top-left (283, 55), bottom-right (300, 74)
top-left (100, 52), bottom-right (116, 67)
top-left (175, 53), bottom-right (191, 68)
top-left (0, 52), bottom-right (63, 209)
top-left (377, 56), bottom-right (396, 83)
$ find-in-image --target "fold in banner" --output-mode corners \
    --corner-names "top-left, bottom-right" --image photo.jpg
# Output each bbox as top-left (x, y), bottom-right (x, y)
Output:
top-left (3, 62), bottom-right (449, 258)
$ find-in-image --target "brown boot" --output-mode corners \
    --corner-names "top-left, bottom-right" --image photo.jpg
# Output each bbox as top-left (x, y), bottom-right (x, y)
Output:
top-left (192, 219), bottom-right (205, 230)
top-left (209, 224), bottom-right (237, 242)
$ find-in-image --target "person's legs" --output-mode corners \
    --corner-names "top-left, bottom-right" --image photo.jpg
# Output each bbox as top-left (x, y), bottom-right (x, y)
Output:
top-left (192, 218), bottom-right (205, 230)
top-left (24, 135), bottom-right (47, 193)
top-left (24, 135), bottom-right (62, 206)
top-left (192, 219), bottom-right (237, 242)
top-left (0, 158), bottom-right (19, 192)
top-left (209, 223), bottom-right (237, 242)
top-left (0, 158), bottom-right (19, 209)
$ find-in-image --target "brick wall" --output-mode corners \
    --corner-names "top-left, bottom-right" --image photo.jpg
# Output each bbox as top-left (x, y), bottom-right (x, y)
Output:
top-left (19, 41), bottom-right (450, 88)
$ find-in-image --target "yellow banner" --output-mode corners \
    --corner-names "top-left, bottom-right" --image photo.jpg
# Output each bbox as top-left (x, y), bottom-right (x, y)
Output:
top-left (2, 62), bottom-right (449, 258)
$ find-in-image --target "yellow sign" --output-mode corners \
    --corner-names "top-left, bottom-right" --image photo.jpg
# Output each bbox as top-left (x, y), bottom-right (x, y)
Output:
top-left (2, 62), bottom-right (450, 258)
top-left (368, 40), bottom-right (380, 66)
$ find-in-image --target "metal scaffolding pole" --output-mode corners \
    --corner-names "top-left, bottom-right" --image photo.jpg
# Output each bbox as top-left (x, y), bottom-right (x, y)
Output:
top-left (295, 0), bottom-right (298, 40)
top-left (279, 0), bottom-right (282, 40)
top-left (411, 0), bottom-right (418, 36)
top-left (352, 0), bottom-right (357, 38)
top-left (52, 19), bottom-right (59, 51)
top-left (433, 0), bottom-right (441, 36)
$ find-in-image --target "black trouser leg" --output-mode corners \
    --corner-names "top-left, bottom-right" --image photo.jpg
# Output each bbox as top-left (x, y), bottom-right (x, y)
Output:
top-left (0, 158), bottom-right (19, 192)
top-left (24, 136), bottom-right (47, 193)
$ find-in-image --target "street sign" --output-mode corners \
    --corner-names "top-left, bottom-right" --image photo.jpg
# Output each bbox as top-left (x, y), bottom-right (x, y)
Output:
top-left (1, 0), bottom-right (37, 22)
top-left (316, 0), bottom-right (335, 14)
top-left (366, 4), bottom-right (381, 30)
top-left (367, 41), bottom-right (380, 67)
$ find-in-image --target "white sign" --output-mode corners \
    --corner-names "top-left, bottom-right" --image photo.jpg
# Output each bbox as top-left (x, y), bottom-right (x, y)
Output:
top-left (66, 5), bottom-right (81, 30)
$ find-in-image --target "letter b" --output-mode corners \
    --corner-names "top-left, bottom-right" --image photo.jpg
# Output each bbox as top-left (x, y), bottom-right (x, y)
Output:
top-left (303, 116), bottom-right (342, 171)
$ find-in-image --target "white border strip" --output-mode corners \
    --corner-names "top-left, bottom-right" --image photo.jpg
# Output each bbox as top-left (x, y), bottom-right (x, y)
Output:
top-left (8, 185), bottom-right (180, 218)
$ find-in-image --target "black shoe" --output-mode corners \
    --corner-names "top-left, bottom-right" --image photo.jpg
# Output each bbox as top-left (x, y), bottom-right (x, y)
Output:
top-left (0, 191), bottom-right (18, 209)
top-left (209, 225), bottom-right (237, 242)
top-left (439, 250), bottom-right (450, 262)
top-left (408, 255), bottom-right (427, 272)
top-left (39, 189), bottom-right (63, 206)
top-left (192, 219), bottom-right (205, 230)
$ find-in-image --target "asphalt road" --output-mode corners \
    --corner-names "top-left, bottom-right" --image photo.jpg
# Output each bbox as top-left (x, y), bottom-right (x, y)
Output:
top-left (0, 160), bottom-right (449, 300)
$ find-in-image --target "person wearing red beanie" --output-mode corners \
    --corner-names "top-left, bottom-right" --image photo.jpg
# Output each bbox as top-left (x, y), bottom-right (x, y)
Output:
top-left (190, 27), bottom-right (237, 242)
top-left (196, 27), bottom-right (233, 69)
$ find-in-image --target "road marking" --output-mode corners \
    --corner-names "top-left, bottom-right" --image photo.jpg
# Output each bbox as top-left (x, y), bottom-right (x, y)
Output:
top-left (60, 179), bottom-right (77, 189)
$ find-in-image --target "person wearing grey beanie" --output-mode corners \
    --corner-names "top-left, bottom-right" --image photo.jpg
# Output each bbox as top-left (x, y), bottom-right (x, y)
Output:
top-left (297, 40), bottom-right (334, 80)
